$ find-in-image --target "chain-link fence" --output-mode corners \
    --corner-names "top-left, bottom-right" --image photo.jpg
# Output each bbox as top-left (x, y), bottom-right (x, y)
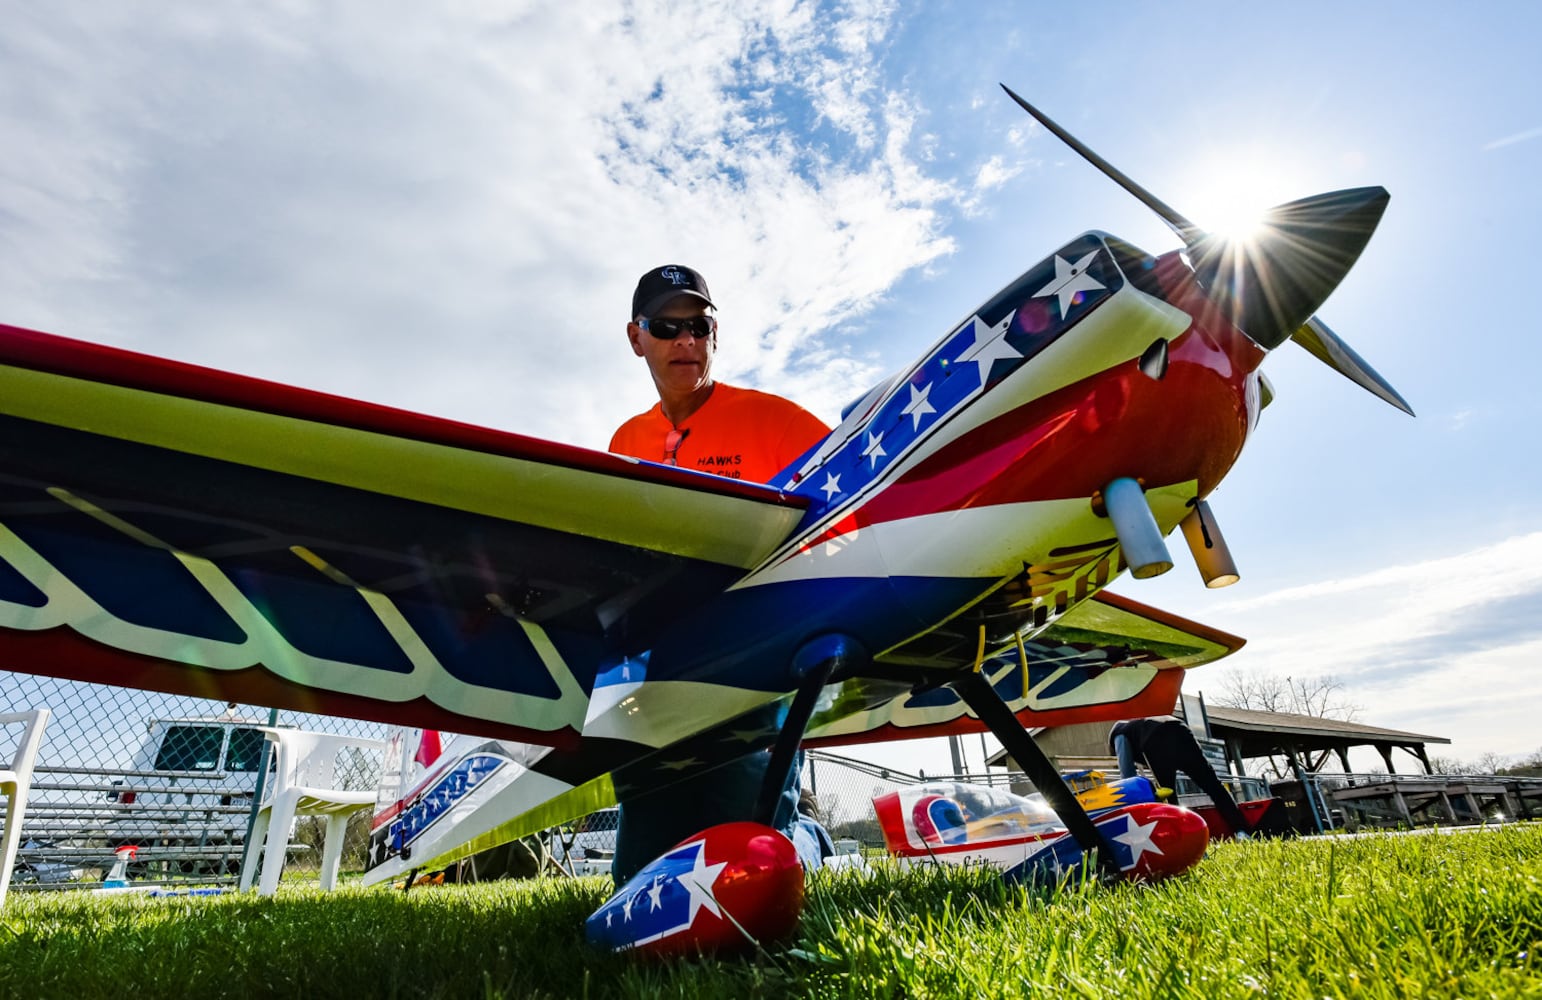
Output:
top-left (15, 669), bottom-right (1231, 891)
top-left (1, 671), bottom-right (389, 892)
top-left (5, 669), bottom-right (978, 892)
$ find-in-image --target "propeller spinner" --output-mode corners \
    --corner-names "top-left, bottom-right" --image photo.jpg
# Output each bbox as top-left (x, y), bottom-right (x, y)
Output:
top-left (1000, 84), bottom-right (1413, 415)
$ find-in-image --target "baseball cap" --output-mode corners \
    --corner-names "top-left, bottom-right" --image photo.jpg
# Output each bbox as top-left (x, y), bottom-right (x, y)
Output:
top-left (632, 265), bottom-right (715, 319)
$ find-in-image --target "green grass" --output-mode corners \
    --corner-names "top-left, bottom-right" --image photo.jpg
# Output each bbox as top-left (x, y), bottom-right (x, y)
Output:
top-left (2, 826), bottom-right (1539, 999)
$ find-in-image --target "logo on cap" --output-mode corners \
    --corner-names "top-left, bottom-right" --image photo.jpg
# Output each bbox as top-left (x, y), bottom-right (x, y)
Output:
top-left (633, 264), bottom-right (713, 318)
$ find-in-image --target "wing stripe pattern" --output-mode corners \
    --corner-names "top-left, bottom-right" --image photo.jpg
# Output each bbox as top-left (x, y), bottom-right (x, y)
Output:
top-left (0, 361), bottom-right (803, 568)
top-left (0, 324), bottom-right (818, 741)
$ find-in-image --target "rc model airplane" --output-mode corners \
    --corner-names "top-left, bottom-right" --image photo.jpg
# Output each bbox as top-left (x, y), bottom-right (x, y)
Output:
top-left (872, 777), bottom-right (1208, 884)
top-left (0, 87), bottom-right (1407, 954)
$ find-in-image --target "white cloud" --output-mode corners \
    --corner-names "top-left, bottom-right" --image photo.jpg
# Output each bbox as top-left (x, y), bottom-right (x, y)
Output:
top-left (1212, 532), bottom-right (1541, 612)
top-left (1366, 638), bottom-right (1542, 756)
top-left (0, 2), bottom-right (966, 448)
top-left (1482, 125), bottom-right (1542, 152)
top-left (1196, 532), bottom-right (1542, 760)
top-left (973, 154), bottom-right (1019, 193)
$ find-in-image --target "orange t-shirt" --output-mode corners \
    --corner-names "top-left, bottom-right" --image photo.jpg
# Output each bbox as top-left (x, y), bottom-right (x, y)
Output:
top-left (609, 383), bottom-right (830, 483)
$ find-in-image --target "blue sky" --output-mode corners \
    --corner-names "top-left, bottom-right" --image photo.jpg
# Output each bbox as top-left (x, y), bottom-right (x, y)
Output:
top-left (2, 2), bottom-right (1538, 773)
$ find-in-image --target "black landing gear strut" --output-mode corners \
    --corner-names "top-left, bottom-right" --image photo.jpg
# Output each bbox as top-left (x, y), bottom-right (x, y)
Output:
top-left (752, 635), bottom-right (1120, 878)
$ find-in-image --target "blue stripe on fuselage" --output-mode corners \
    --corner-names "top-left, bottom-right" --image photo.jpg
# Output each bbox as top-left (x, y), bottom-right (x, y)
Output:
top-left (607, 575), bottom-right (996, 692)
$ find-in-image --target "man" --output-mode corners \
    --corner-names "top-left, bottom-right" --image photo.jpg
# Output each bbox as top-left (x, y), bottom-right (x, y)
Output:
top-left (1110, 715), bottom-right (1254, 839)
top-left (607, 264), bottom-right (832, 885)
top-left (610, 264), bottom-right (829, 481)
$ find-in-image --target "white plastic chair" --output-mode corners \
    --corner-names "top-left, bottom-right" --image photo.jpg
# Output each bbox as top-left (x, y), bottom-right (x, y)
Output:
top-left (1, 709), bottom-right (51, 908)
top-left (238, 728), bottom-right (384, 895)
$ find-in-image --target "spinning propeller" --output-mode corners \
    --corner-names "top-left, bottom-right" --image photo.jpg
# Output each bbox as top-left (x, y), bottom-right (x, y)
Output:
top-left (1001, 84), bottom-right (1413, 416)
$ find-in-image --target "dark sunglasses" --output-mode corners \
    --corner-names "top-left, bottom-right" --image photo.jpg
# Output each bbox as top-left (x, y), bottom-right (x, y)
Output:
top-left (641, 315), bottom-right (717, 340)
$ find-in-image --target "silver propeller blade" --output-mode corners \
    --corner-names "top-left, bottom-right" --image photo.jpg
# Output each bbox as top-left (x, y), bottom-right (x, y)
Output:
top-left (1292, 316), bottom-right (1415, 415)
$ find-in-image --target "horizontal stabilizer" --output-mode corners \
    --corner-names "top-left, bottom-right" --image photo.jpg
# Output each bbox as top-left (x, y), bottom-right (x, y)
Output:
top-left (803, 591), bottom-right (1244, 746)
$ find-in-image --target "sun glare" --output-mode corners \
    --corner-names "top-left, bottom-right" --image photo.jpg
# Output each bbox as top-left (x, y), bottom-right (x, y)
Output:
top-left (1182, 153), bottom-right (1305, 244)
top-left (1198, 193), bottom-right (1273, 242)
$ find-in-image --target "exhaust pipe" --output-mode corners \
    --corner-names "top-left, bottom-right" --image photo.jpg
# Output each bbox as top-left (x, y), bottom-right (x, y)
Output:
top-left (1179, 499), bottom-right (1239, 588)
top-left (1101, 477), bottom-right (1172, 579)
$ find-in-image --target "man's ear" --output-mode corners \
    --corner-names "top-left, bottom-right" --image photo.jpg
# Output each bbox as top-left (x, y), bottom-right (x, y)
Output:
top-left (626, 322), bottom-right (645, 357)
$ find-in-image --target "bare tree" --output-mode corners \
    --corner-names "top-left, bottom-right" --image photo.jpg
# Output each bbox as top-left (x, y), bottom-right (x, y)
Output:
top-left (1213, 670), bottom-right (1362, 779)
top-left (1470, 750), bottom-right (1513, 775)
top-left (1508, 747), bottom-right (1542, 776)
top-left (1428, 754), bottom-right (1466, 775)
top-left (1429, 750), bottom-right (1518, 776)
top-left (1217, 669), bottom-right (1362, 721)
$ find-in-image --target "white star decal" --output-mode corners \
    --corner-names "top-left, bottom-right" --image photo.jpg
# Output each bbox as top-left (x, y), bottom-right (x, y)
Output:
top-left (1112, 815), bottom-right (1164, 868)
top-left (647, 876), bottom-right (666, 911)
top-left (820, 472), bottom-right (842, 500)
top-left (861, 432), bottom-right (887, 468)
top-left (1042, 841), bottom-right (1069, 878)
top-left (901, 382), bottom-right (936, 430)
top-left (677, 843), bottom-right (729, 925)
top-left (951, 317), bottom-right (1021, 386)
top-left (1034, 250), bottom-right (1105, 318)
